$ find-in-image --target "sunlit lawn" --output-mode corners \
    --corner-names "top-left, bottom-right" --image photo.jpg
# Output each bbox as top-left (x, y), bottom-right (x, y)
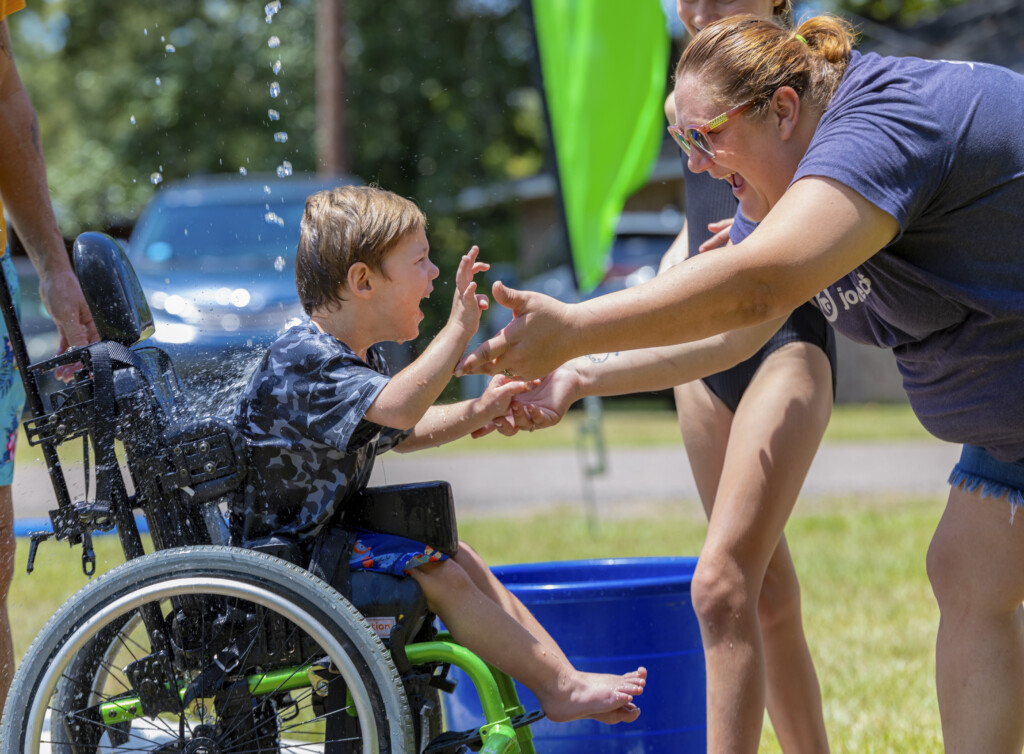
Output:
top-left (435, 400), bottom-right (932, 453)
top-left (11, 494), bottom-right (945, 752)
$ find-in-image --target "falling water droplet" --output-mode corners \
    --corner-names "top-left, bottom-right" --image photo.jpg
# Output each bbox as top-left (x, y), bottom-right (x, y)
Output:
top-left (155, 77), bottom-right (162, 86)
top-left (264, 185), bottom-right (272, 194)
top-left (268, 36), bottom-right (281, 49)
top-left (130, 115), bottom-right (137, 125)
top-left (268, 109), bottom-right (280, 121)
top-left (265, 0), bottom-right (282, 22)
top-left (273, 132), bottom-right (288, 144)
top-left (269, 82), bottom-right (281, 98)
top-left (151, 172), bottom-right (164, 185)
top-left (276, 161), bottom-right (293, 178)
top-left (165, 44), bottom-right (176, 53)
top-left (264, 212), bottom-right (285, 227)
top-left (272, 59), bottom-right (282, 75)
top-left (239, 167), bottom-right (248, 176)
top-left (274, 256), bottom-right (286, 272)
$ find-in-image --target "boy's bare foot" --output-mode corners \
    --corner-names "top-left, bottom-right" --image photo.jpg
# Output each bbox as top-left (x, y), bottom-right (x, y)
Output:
top-left (538, 666), bottom-right (647, 724)
top-left (591, 702), bottom-right (641, 725)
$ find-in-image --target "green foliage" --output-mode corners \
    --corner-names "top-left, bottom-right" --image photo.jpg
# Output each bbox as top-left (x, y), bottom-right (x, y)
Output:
top-left (13, 1), bottom-right (320, 227)
top-left (832, 0), bottom-right (970, 25)
top-left (11, 0), bottom-right (539, 236)
top-left (11, 0), bottom-right (542, 381)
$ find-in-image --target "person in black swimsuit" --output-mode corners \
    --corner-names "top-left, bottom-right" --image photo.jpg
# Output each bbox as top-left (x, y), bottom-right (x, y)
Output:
top-left (673, 168), bottom-right (836, 411)
top-left (537, 1), bottom-right (838, 749)
top-left (656, 149), bottom-right (834, 753)
top-left (655, 5), bottom-right (835, 749)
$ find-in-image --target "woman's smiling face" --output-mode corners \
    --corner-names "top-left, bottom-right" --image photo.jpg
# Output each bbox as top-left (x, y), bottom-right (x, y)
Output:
top-left (673, 75), bottom-right (798, 222)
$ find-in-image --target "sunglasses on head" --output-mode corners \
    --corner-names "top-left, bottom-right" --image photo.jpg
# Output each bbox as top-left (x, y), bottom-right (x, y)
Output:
top-left (668, 100), bottom-right (753, 160)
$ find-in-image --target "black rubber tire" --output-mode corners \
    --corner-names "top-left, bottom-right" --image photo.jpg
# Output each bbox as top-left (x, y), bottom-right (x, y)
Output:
top-left (1, 546), bottom-right (416, 754)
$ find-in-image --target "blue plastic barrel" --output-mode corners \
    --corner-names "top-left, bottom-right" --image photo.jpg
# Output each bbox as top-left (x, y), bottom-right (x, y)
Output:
top-left (442, 557), bottom-right (705, 752)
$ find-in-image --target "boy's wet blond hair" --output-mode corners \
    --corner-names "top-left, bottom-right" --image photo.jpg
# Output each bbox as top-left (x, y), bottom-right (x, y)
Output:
top-left (296, 185), bottom-right (426, 314)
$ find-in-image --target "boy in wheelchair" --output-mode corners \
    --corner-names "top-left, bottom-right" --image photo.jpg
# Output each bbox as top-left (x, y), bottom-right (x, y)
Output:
top-left (231, 185), bottom-right (646, 726)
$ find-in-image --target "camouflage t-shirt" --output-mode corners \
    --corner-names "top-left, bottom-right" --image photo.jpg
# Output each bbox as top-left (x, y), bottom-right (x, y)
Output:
top-left (231, 320), bottom-right (408, 544)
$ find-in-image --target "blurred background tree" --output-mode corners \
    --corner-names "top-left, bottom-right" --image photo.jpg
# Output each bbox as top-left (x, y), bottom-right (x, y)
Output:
top-left (8, 0), bottom-right (971, 355)
top-left (11, 0), bottom-right (544, 350)
top-left (11, 0), bottom-right (541, 230)
top-left (830, 0), bottom-right (969, 25)
top-left (13, 0), bottom-right (967, 234)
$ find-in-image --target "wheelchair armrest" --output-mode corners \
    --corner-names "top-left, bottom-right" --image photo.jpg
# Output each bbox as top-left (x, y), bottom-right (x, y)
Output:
top-left (344, 481), bottom-right (458, 557)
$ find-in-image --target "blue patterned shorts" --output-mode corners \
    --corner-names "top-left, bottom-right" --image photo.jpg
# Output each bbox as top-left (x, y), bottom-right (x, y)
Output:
top-left (348, 529), bottom-right (448, 576)
top-left (0, 251), bottom-right (26, 486)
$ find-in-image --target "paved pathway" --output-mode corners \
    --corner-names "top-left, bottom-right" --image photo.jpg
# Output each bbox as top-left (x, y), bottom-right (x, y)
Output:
top-left (365, 439), bottom-right (962, 519)
top-left (10, 439), bottom-right (960, 527)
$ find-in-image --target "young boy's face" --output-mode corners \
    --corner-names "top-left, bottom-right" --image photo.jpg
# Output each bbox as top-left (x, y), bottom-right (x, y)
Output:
top-left (375, 226), bottom-right (439, 343)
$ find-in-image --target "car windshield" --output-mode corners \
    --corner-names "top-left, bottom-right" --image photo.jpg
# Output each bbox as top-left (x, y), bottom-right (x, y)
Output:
top-left (130, 201), bottom-right (306, 274)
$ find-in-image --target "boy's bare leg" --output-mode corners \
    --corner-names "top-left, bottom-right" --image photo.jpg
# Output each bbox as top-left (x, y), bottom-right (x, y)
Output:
top-left (452, 543), bottom-right (569, 664)
top-left (411, 558), bottom-right (646, 724)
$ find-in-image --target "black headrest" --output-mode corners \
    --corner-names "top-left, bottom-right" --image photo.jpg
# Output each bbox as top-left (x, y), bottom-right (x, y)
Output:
top-left (72, 232), bottom-right (155, 346)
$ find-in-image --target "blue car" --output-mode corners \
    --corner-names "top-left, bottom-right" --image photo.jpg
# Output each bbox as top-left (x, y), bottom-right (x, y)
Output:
top-left (126, 173), bottom-right (359, 411)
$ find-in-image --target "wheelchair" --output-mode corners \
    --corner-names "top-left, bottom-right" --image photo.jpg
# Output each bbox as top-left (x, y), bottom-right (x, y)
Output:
top-left (0, 233), bottom-right (543, 754)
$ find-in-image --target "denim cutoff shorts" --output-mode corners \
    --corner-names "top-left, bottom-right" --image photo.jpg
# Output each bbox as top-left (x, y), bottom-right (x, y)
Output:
top-left (949, 444), bottom-right (1024, 516)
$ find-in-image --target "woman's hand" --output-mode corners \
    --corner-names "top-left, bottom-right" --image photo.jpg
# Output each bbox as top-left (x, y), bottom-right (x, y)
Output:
top-left (513, 365), bottom-right (582, 428)
top-left (697, 218), bottom-right (734, 253)
top-left (40, 267), bottom-right (98, 382)
top-left (456, 282), bottom-right (577, 381)
top-left (468, 374), bottom-right (545, 438)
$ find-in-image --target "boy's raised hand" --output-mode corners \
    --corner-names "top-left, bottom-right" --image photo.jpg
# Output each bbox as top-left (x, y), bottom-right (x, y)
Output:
top-left (450, 245), bottom-right (490, 336)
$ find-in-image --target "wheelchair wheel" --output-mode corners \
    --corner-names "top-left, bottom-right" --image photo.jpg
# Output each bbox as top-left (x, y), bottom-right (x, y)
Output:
top-left (1, 546), bottom-right (416, 753)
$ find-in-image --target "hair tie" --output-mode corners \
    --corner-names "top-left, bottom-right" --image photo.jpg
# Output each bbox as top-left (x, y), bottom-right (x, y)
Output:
top-left (795, 34), bottom-right (809, 46)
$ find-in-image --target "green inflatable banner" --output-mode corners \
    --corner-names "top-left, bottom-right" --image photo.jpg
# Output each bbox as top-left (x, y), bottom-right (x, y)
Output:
top-left (531, 0), bottom-right (670, 292)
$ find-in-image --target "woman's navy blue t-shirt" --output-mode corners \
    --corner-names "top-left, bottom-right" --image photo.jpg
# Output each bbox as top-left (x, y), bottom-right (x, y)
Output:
top-left (755, 50), bottom-right (1024, 461)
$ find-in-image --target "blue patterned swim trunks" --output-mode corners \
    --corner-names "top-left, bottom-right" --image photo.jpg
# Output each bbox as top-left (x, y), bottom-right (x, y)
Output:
top-left (0, 250), bottom-right (26, 486)
top-left (348, 529), bottom-right (448, 576)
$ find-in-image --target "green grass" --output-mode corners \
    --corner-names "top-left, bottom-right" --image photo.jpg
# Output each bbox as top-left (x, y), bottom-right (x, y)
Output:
top-left (10, 496), bottom-right (945, 752)
top-left (433, 400), bottom-right (932, 454)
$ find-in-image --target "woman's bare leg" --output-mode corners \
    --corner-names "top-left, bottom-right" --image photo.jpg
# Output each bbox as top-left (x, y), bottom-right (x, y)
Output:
top-left (928, 483), bottom-right (1024, 753)
top-left (675, 342), bottom-right (831, 753)
top-left (758, 536), bottom-right (828, 753)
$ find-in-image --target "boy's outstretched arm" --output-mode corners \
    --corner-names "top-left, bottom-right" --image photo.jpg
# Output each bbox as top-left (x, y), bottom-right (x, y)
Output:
top-left (396, 375), bottom-right (535, 451)
top-left (367, 247), bottom-right (489, 430)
